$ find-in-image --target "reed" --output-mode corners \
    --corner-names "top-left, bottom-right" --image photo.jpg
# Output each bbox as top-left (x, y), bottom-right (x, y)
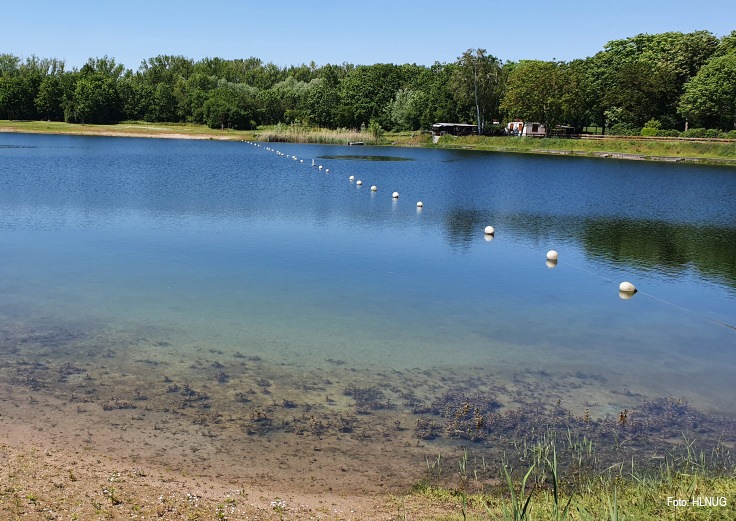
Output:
top-left (255, 124), bottom-right (382, 145)
top-left (411, 429), bottom-right (736, 520)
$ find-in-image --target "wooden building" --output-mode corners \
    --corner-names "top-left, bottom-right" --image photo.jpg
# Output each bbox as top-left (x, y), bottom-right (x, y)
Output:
top-left (431, 123), bottom-right (477, 136)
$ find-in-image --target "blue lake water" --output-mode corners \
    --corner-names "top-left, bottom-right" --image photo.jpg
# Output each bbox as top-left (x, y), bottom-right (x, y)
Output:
top-left (1, 132), bottom-right (735, 489)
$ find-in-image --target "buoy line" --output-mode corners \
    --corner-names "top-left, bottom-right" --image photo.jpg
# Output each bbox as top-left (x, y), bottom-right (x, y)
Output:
top-left (244, 141), bottom-right (735, 330)
top-left (503, 237), bottom-right (736, 331)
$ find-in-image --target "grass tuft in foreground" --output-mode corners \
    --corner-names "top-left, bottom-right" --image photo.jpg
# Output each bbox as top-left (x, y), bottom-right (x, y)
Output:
top-left (406, 430), bottom-right (736, 520)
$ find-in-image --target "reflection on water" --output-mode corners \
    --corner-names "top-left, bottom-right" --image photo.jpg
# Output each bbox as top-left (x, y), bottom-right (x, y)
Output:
top-left (581, 219), bottom-right (736, 292)
top-left (318, 154), bottom-right (414, 161)
top-left (0, 133), bottom-right (734, 491)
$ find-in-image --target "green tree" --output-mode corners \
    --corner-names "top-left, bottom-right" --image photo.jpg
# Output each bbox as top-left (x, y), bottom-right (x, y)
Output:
top-left (203, 83), bottom-right (257, 129)
top-left (715, 31), bottom-right (736, 57)
top-left (35, 75), bottom-right (64, 120)
top-left (679, 52), bottom-right (736, 130)
top-left (588, 31), bottom-right (717, 131)
top-left (388, 88), bottom-right (426, 131)
top-left (604, 60), bottom-right (678, 128)
top-left (0, 55), bottom-right (56, 120)
top-left (339, 64), bottom-right (403, 128)
top-left (0, 54), bottom-right (20, 76)
top-left (71, 56), bottom-right (125, 123)
top-left (451, 49), bottom-right (503, 133)
top-left (501, 60), bottom-right (566, 131)
top-left (304, 77), bottom-right (340, 127)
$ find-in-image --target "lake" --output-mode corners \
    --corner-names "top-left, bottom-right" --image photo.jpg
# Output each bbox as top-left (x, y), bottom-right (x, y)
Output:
top-left (1, 132), bottom-right (734, 492)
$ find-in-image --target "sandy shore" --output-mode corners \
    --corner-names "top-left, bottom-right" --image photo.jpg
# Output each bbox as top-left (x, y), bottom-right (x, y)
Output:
top-left (0, 125), bottom-right (242, 142)
top-left (1, 440), bottom-right (447, 520)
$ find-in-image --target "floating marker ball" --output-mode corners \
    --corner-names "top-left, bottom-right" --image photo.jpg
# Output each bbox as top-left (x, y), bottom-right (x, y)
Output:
top-left (356, 180), bottom-right (362, 185)
top-left (619, 291), bottom-right (635, 300)
top-left (349, 175), bottom-right (355, 181)
top-left (325, 168), bottom-right (330, 173)
top-left (392, 191), bottom-right (399, 198)
top-left (619, 281), bottom-right (637, 293)
top-left (371, 185), bottom-right (377, 191)
top-left (416, 201), bottom-right (423, 207)
top-left (318, 165), bottom-right (323, 170)
top-left (484, 226), bottom-right (495, 235)
top-left (547, 250), bottom-right (558, 261)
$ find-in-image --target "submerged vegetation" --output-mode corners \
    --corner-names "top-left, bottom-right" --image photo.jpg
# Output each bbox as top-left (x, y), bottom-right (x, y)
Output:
top-left (1, 318), bottom-right (735, 519)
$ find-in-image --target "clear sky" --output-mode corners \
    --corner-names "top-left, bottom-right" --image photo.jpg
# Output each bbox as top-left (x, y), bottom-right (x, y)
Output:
top-left (3, 1), bottom-right (734, 70)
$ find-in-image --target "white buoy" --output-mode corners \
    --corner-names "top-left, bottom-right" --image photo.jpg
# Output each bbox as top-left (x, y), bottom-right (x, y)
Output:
top-left (349, 175), bottom-right (355, 181)
top-left (392, 191), bottom-right (399, 199)
top-left (371, 185), bottom-right (377, 191)
top-left (484, 226), bottom-right (495, 235)
top-left (319, 165), bottom-right (323, 170)
top-left (325, 168), bottom-right (330, 173)
top-left (619, 281), bottom-right (637, 294)
top-left (300, 159), bottom-right (303, 163)
top-left (547, 250), bottom-right (558, 261)
top-left (356, 180), bottom-right (363, 185)
top-left (416, 201), bottom-right (423, 207)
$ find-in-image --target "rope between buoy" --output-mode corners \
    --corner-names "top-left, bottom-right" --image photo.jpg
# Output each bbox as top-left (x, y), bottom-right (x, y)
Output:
top-left (560, 257), bottom-right (735, 332)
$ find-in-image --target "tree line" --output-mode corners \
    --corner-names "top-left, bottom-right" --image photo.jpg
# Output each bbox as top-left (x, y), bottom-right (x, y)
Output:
top-left (1, 30), bottom-right (735, 135)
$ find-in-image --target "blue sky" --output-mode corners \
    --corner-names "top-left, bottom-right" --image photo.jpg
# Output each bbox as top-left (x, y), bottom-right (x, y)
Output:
top-left (3, 1), bottom-right (735, 70)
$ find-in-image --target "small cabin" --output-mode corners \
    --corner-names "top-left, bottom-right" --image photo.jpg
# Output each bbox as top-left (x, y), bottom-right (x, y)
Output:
top-left (431, 123), bottom-right (477, 136)
top-left (507, 120), bottom-right (546, 137)
top-left (550, 125), bottom-right (578, 138)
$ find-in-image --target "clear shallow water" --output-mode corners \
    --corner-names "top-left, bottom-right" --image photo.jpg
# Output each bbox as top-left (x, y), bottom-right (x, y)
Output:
top-left (0, 133), bottom-right (735, 417)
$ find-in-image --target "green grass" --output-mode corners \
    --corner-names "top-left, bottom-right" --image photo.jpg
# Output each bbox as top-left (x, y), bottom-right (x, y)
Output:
top-left (404, 432), bottom-right (736, 521)
top-left (0, 119), bottom-right (252, 139)
top-left (432, 134), bottom-right (736, 163)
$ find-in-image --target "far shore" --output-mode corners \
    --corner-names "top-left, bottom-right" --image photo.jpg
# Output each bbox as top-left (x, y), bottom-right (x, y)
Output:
top-left (2, 120), bottom-right (736, 166)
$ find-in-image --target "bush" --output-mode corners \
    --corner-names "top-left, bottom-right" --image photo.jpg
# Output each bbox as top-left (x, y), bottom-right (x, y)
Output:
top-left (641, 127), bottom-right (658, 136)
top-left (608, 123), bottom-right (641, 136)
top-left (704, 128), bottom-right (721, 138)
top-left (368, 118), bottom-right (384, 140)
top-left (656, 129), bottom-right (681, 137)
top-left (681, 127), bottom-right (707, 138)
top-left (482, 124), bottom-right (506, 136)
top-left (725, 130), bottom-right (736, 139)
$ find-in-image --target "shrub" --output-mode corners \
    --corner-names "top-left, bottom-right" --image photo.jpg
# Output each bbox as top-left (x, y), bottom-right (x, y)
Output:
top-left (704, 128), bottom-right (721, 138)
top-left (483, 124), bottom-right (506, 136)
top-left (608, 123), bottom-right (640, 136)
top-left (656, 129), bottom-right (681, 137)
top-left (641, 127), bottom-right (658, 136)
top-left (725, 130), bottom-right (736, 139)
top-left (681, 127), bottom-right (707, 138)
top-left (643, 118), bottom-right (662, 130)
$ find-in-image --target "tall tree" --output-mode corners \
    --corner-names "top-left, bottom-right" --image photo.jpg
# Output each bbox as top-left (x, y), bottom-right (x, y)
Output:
top-left (679, 52), bottom-right (736, 130)
top-left (452, 49), bottom-right (503, 133)
top-left (339, 64), bottom-right (403, 128)
top-left (73, 56), bottom-right (125, 123)
top-left (501, 60), bottom-right (566, 131)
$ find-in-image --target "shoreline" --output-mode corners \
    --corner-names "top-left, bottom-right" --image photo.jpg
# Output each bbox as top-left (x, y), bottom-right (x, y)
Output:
top-left (3, 121), bottom-right (736, 519)
top-left (3, 122), bottom-right (736, 166)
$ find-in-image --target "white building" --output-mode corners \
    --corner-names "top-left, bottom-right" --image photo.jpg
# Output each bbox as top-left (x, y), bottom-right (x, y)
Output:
top-left (507, 120), bottom-right (546, 137)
